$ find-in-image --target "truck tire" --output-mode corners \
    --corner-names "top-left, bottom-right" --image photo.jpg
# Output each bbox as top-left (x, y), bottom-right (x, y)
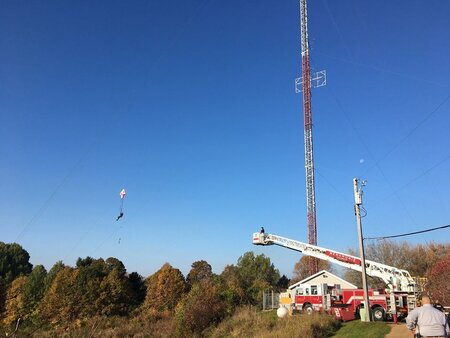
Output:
top-left (304, 304), bottom-right (313, 315)
top-left (372, 307), bottom-right (385, 321)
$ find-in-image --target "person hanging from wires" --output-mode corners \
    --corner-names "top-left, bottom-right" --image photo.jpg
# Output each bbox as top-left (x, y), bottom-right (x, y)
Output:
top-left (116, 188), bottom-right (126, 221)
top-left (116, 212), bottom-right (124, 221)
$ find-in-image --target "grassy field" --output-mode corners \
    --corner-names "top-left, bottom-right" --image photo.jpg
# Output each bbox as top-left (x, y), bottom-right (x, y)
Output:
top-left (16, 308), bottom-right (341, 337)
top-left (211, 309), bottom-right (391, 338)
top-left (5, 309), bottom-right (391, 337)
top-left (332, 320), bottom-right (390, 338)
top-left (209, 307), bottom-right (341, 338)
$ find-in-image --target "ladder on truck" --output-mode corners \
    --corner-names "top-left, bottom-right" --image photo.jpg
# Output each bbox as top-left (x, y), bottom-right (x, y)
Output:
top-left (253, 231), bottom-right (418, 316)
top-left (253, 232), bottom-right (416, 293)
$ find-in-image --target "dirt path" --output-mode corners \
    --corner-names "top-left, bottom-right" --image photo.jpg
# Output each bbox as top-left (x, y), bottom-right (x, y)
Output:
top-left (385, 323), bottom-right (411, 338)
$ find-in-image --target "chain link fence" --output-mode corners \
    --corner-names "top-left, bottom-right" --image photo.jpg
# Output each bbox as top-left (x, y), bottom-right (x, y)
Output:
top-left (262, 290), bottom-right (280, 310)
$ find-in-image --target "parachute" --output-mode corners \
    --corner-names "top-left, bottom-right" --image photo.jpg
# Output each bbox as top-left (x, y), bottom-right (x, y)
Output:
top-left (116, 188), bottom-right (126, 221)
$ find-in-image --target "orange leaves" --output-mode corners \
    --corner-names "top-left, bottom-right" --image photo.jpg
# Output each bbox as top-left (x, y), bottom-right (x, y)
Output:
top-left (143, 263), bottom-right (187, 316)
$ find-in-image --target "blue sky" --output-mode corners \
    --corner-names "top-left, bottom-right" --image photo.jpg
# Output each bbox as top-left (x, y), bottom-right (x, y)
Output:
top-left (1, 0), bottom-right (449, 278)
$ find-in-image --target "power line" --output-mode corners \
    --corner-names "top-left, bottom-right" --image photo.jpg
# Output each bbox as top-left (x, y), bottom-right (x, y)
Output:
top-left (330, 88), bottom-right (420, 228)
top-left (13, 0), bottom-right (214, 245)
top-left (316, 51), bottom-right (450, 89)
top-left (14, 149), bottom-right (93, 242)
top-left (373, 153), bottom-right (450, 205)
top-left (365, 224), bottom-right (450, 240)
top-left (363, 93), bottom-right (450, 177)
top-left (321, 0), bottom-right (356, 64)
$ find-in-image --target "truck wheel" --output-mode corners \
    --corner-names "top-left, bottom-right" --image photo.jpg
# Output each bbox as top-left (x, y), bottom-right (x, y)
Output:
top-left (372, 307), bottom-right (385, 321)
top-left (304, 304), bottom-right (313, 315)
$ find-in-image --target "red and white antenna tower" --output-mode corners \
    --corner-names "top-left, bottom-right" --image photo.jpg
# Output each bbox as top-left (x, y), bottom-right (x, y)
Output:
top-left (298, 0), bottom-right (325, 275)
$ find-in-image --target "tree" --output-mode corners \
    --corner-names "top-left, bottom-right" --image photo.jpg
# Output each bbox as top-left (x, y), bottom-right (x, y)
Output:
top-left (344, 246), bottom-right (391, 289)
top-left (96, 268), bottom-right (134, 316)
top-left (234, 251), bottom-right (280, 305)
top-left (2, 266), bottom-right (47, 326)
top-left (38, 267), bottom-right (80, 324)
top-left (39, 257), bottom-right (134, 323)
top-left (143, 263), bottom-right (187, 318)
top-left (277, 275), bottom-right (290, 290)
top-left (76, 256), bottom-right (95, 268)
top-left (290, 256), bottom-right (333, 285)
top-left (186, 260), bottom-right (213, 287)
top-left (0, 242), bottom-right (32, 317)
top-left (425, 253), bottom-right (450, 305)
top-left (22, 265), bottom-right (47, 321)
top-left (74, 257), bottom-right (110, 318)
top-left (219, 265), bottom-right (245, 311)
top-left (343, 241), bottom-right (450, 289)
top-left (237, 252), bottom-right (279, 286)
top-left (2, 276), bottom-right (27, 326)
top-left (128, 272), bottom-right (146, 304)
top-left (44, 261), bottom-right (65, 293)
top-left (175, 280), bottom-right (226, 335)
top-left (0, 242), bottom-right (33, 284)
top-left (105, 257), bottom-right (127, 277)
top-left (405, 242), bottom-right (450, 277)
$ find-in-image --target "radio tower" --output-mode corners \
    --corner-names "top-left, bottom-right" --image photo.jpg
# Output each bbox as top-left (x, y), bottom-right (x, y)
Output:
top-left (300, 0), bottom-right (318, 275)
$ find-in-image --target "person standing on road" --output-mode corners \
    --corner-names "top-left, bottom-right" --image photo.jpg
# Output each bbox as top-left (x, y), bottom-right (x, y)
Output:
top-left (406, 296), bottom-right (449, 338)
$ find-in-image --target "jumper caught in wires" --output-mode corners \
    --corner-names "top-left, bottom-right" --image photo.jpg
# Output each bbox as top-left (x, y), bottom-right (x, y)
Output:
top-left (116, 188), bottom-right (126, 221)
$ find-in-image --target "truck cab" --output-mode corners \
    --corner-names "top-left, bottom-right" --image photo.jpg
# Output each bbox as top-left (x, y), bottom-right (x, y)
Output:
top-left (292, 283), bottom-right (341, 313)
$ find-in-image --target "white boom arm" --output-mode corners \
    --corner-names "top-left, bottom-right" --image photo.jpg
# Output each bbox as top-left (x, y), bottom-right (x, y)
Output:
top-left (253, 232), bottom-right (416, 292)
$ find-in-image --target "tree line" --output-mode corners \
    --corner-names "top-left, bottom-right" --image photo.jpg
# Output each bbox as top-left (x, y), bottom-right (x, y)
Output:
top-left (1, 239), bottom-right (449, 336)
top-left (0, 242), bottom-right (287, 336)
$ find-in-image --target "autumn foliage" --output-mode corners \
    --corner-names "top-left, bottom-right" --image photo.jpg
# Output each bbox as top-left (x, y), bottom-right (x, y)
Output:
top-left (176, 280), bottom-right (226, 334)
top-left (0, 239), bottom-right (448, 337)
top-left (343, 240), bottom-right (450, 291)
top-left (425, 253), bottom-right (450, 305)
top-left (143, 263), bottom-right (187, 318)
top-left (0, 242), bottom-right (286, 337)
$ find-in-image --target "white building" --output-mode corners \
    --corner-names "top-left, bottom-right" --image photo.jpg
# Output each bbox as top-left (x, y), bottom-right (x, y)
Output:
top-left (289, 270), bottom-right (358, 290)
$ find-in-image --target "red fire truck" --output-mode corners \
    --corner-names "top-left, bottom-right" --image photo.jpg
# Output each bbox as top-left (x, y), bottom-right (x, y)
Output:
top-left (253, 232), bottom-right (418, 321)
top-left (289, 279), bottom-right (412, 321)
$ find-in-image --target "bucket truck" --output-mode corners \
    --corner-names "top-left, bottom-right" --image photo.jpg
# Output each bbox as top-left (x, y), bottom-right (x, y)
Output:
top-left (253, 232), bottom-right (418, 320)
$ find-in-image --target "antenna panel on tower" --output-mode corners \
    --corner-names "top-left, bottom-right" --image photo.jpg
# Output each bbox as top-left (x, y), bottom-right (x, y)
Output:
top-left (295, 70), bottom-right (327, 93)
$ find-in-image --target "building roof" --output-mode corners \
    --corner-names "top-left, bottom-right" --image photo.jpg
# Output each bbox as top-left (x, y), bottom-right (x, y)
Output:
top-left (288, 270), bottom-right (358, 290)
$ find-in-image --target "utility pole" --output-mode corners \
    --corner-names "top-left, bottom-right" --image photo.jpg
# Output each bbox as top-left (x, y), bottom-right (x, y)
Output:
top-left (353, 178), bottom-right (371, 322)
